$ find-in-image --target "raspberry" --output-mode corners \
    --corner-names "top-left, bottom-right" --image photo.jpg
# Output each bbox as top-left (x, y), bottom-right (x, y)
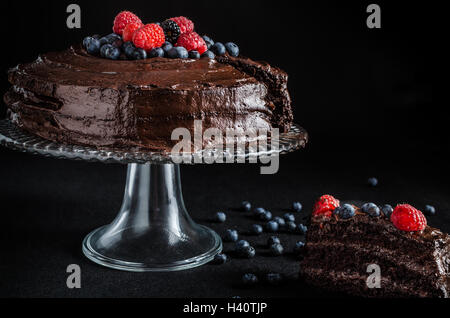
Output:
top-left (176, 32), bottom-right (207, 54)
top-left (133, 24), bottom-right (165, 51)
top-left (312, 195), bottom-right (340, 218)
top-left (122, 21), bottom-right (144, 43)
top-left (391, 204), bottom-right (427, 232)
top-left (113, 11), bottom-right (142, 35)
top-left (170, 16), bottom-right (194, 34)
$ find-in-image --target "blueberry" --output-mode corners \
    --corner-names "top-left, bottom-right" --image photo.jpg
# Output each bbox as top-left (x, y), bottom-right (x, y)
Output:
top-left (149, 47), bottom-right (165, 58)
top-left (273, 216), bottom-right (286, 227)
top-left (260, 211), bottom-right (272, 221)
top-left (212, 253), bottom-right (227, 264)
top-left (237, 245), bottom-right (256, 258)
top-left (131, 48), bottom-right (147, 60)
top-left (250, 224), bottom-right (263, 235)
top-left (85, 38), bottom-right (101, 55)
top-left (333, 207), bottom-right (341, 216)
top-left (123, 42), bottom-right (136, 58)
top-left (201, 50), bottom-right (215, 59)
top-left (162, 42), bottom-right (173, 54)
top-left (297, 223), bottom-right (308, 234)
top-left (253, 207), bottom-right (266, 217)
top-left (283, 213), bottom-right (295, 222)
top-left (424, 205), bottom-right (436, 216)
top-left (224, 229), bottom-right (238, 242)
top-left (361, 203), bottom-right (380, 217)
top-left (267, 236), bottom-right (281, 246)
top-left (241, 201), bottom-right (252, 212)
top-left (381, 204), bottom-right (394, 218)
top-left (202, 35), bottom-right (214, 49)
top-left (167, 46), bottom-right (189, 59)
top-left (266, 273), bottom-right (283, 285)
top-left (100, 44), bottom-right (120, 60)
top-left (368, 177), bottom-right (378, 187)
top-left (339, 204), bottom-right (356, 219)
top-left (211, 42), bottom-right (226, 56)
top-left (265, 221), bottom-right (279, 232)
top-left (286, 221), bottom-right (297, 232)
top-left (293, 241), bottom-right (305, 254)
top-left (269, 243), bottom-right (284, 256)
top-left (235, 240), bottom-right (250, 250)
top-left (292, 202), bottom-right (303, 213)
top-left (188, 50), bottom-right (201, 59)
top-left (215, 212), bottom-right (227, 223)
top-left (242, 273), bottom-right (258, 286)
top-left (224, 42), bottom-right (239, 57)
top-left (101, 33), bottom-right (122, 47)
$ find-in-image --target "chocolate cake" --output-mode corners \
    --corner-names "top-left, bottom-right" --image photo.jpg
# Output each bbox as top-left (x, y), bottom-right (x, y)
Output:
top-left (3, 46), bottom-right (294, 151)
top-left (300, 201), bottom-right (450, 298)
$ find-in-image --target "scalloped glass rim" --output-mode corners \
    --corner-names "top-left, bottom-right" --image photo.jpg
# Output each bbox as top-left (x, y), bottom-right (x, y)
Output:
top-left (0, 119), bottom-right (307, 164)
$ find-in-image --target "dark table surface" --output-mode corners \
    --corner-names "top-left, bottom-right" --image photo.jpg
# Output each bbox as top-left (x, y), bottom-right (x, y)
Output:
top-left (0, 0), bottom-right (443, 298)
top-left (1, 141), bottom-right (448, 298)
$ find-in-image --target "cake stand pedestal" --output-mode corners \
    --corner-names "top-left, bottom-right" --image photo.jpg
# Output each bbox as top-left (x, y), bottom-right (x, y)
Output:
top-left (0, 119), bottom-right (307, 272)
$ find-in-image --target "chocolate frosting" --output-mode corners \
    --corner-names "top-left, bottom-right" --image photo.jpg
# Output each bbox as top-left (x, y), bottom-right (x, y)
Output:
top-left (4, 46), bottom-right (294, 151)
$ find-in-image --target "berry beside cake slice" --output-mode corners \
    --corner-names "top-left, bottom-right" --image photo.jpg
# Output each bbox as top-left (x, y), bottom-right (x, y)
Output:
top-left (300, 196), bottom-right (450, 298)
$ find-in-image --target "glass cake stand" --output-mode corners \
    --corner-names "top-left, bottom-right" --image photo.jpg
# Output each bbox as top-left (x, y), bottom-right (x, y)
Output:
top-left (0, 119), bottom-right (307, 272)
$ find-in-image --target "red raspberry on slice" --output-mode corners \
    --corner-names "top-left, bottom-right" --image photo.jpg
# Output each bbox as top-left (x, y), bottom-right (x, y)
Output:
top-left (391, 204), bottom-right (427, 232)
top-left (312, 195), bottom-right (340, 218)
top-left (133, 24), bottom-right (165, 51)
top-left (123, 21), bottom-right (144, 43)
top-left (176, 32), bottom-right (207, 54)
top-left (170, 16), bottom-right (194, 34)
top-left (113, 11), bottom-right (142, 36)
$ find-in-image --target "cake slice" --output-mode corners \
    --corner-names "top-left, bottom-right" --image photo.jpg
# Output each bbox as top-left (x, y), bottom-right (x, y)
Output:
top-left (299, 196), bottom-right (450, 298)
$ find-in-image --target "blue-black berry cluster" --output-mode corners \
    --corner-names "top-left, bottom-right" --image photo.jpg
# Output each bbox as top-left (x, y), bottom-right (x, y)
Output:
top-left (82, 32), bottom-right (240, 61)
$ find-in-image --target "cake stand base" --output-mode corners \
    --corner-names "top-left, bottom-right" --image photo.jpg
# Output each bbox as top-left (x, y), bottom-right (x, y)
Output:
top-left (82, 163), bottom-right (222, 272)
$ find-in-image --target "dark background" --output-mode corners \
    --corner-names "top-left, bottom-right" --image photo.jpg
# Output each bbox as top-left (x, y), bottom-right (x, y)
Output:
top-left (0, 1), bottom-right (444, 298)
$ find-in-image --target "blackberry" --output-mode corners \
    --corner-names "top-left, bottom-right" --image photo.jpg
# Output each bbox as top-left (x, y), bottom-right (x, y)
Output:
top-left (161, 19), bottom-right (181, 44)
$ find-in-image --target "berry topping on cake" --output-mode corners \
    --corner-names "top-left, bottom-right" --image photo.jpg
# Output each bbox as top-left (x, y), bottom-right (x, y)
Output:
top-left (312, 195), bottom-right (340, 217)
top-left (211, 42), bottom-right (226, 56)
top-left (113, 11), bottom-right (142, 35)
top-left (132, 24), bottom-right (165, 51)
top-left (381, 204), bottom-right (394, 218)
top-left (122, 21), bottom-right (144, 42)
top-left (391, 204), bottom-right (427, 232)
top-left (176, 32), bottom-right (207, 54)
top-left (225, 42), bottom-right (240, 57)
top-left (169, 16), bottom-right (194, 34)
top-left (335, 204), bottom-right (356, 219)
top-left (202, 35), bottom-right (215, 49)
top-left (361, 202), bottom-right (381, 217)
top-left (161, 19), bottom-right (182, 44)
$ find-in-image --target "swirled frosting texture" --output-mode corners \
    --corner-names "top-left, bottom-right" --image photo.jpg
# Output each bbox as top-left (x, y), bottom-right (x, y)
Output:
top-left (4, 46), bottom-right (293, 150)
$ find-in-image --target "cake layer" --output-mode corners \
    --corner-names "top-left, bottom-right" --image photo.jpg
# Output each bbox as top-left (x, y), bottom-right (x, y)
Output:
top-left (301, 241), bottom-right (448, 295)
top-left (5, 46), bottom-right (294, 150)
top-left (301, 268), bottom-right (443, 298)
top-left (300, 206), bottom-right (450, 298)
